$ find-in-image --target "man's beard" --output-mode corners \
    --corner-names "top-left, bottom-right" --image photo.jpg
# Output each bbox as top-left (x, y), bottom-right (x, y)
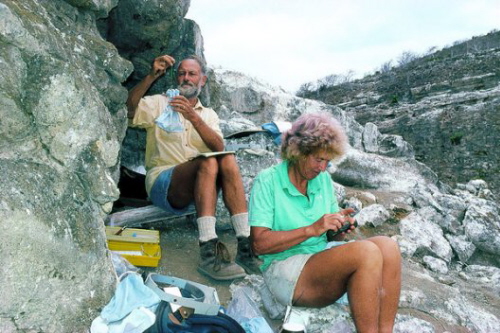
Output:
top-left (178, 82), bottom-right (202, 99)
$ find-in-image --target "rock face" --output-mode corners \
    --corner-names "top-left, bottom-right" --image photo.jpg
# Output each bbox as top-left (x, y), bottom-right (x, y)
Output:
top-left (298, 32), bottom-right (500, 197)
top-left (100, 0), bottom-right (202, 95)
top-left (0, 0), bottom-right (132, 332)
top-left (1, 1), bottom-right (499, 332)
top-left (99, 0), bottom-right (202, 175)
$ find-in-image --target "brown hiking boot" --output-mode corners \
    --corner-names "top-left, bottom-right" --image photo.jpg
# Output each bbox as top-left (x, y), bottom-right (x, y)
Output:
top-left (197, 238), bottom-right (246, 281)
top-left (235, 237), bottom-right (262, 275)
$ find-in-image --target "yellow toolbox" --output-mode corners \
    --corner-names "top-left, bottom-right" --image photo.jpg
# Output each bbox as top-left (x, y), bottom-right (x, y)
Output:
top-left (105, 226), bottom-right (161, 267)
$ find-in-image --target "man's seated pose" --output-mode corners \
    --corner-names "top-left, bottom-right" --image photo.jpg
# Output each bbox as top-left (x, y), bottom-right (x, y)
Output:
top-left (126, 54), bottom-right (261, 280)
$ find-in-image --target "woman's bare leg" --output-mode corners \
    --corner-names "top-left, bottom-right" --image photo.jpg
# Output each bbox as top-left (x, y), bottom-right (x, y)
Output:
top-left (293, 240), bottom-right (384, 333)
top-left (367, 236), bottom-right (401, 333)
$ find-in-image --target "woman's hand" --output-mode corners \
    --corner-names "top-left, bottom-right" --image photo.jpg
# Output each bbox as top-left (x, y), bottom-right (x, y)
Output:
top-left (340, 207), bottom-right (356, 232)
top-left (308, 208), bottom-right (356, 238)
top-left (327, 208), bottom-right (357, 241)
top-left (251, 208), bottom-right (357, 255)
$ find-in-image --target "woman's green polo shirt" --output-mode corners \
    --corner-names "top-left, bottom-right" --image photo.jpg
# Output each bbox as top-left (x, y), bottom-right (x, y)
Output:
top-left (249, 161), bottom-right (339, 271)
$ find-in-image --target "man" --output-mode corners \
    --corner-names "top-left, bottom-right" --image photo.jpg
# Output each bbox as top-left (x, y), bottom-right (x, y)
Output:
top-left (126, 54), bottom-right (260, 280)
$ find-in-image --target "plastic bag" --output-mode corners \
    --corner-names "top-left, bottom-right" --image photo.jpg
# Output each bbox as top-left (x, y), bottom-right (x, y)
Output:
top-left (110, 251), bottom-right (140, 278)
top-left (226, 286), bottom-right (274, 333)
top-left (155, 89), bottom-right (183, 132)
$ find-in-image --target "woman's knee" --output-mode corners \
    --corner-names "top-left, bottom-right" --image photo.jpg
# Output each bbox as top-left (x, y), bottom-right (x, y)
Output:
top-left (371, 236), bottom-right (400, 256)
top-left (368, 236), bottom-right (402, 269)
top-left (351, 240), bottom-right (384, 268)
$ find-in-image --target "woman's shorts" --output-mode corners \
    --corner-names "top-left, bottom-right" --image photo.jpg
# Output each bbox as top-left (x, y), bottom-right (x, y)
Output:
top-left (149, 167), bottom-right (196, 215)
top-left (263, 254), bottom-right (312, 305)
top-left (263, 241), bottom-right (348, 306)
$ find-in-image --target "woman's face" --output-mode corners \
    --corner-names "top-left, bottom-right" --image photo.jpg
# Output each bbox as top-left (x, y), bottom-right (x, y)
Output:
top-left (295, 151), bottom-right (331, 180)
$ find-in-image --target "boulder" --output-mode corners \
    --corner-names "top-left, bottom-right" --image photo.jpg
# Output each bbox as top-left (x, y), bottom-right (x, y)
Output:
top-left (1, 0), bottom-right (132, 331)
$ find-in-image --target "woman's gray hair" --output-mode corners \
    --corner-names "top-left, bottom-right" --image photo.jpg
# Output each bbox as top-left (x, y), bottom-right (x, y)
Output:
top-left (281, 112), bottom-right (348, 163)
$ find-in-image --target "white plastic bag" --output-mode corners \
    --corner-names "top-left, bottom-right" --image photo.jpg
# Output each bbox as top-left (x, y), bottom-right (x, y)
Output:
top-left (155, 89), bottom-right (183, 132)
top-left (227, 286), bottom-right (274, 333)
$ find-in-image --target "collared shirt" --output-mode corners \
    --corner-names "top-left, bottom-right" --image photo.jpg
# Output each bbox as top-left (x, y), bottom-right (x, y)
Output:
top-left (249, 161), bottom-right (339, 271)
top-left (130, 94), bottom-right (222, 195)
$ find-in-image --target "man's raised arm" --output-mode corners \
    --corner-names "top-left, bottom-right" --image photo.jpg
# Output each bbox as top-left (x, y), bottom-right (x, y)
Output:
top-left (126, 55), bottom-right (175, 119)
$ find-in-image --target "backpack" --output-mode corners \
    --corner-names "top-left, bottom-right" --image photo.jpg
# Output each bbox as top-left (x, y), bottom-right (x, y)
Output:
top-left (144, 273), bottom-right (245, 333)
top-left (145, 301), bottom-right (245, 333)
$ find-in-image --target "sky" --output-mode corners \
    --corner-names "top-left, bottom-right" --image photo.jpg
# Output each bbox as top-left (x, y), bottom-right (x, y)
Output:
top-left (186, 0), bottom-right (499, 92)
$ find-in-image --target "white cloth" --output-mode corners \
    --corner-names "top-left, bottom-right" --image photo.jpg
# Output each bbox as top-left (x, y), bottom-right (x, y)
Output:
top-left (91, 307), bottom-right (156, 333)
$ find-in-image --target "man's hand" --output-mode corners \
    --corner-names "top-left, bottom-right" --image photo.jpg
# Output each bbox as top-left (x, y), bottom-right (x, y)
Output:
top-left (169, 95), bottom-right (201, 124)
top-left (150, 55), bottom-right (175, 79)
top-left (168, 95), bottom-right (224, 151)
top-left (127, 54), bottom-right (176, 118)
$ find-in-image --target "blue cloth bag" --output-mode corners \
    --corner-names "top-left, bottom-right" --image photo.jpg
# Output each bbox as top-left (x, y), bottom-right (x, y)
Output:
top-left (101, 273), bottom-right (161, 323)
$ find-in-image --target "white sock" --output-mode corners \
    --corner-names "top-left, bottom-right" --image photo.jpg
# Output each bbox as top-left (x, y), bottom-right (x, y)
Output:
top-left (231, 212), bottom-right (250, 238)
top-left (196, 216), bottom-right (218, 242)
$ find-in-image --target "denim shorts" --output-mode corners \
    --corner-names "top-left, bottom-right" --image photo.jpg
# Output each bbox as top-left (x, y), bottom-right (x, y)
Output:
top-left (149, 167), bottom-right (196, 215)
top-left (263, 241), bottom-right (348, 306)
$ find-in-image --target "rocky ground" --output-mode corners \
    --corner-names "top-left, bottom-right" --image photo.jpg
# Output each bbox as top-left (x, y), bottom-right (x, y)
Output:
top-left (136, 216), bottom-right (283, 331)
top-left (127, 214), bottom-right (500, 333)
top-left (140, 216), bottom-right (239, 306)
top-left (398, 261), bottom-right (500, 333)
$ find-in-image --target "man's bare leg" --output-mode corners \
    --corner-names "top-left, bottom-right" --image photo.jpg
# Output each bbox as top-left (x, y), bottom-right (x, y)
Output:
top-left (167, 157), bottom-right (246, 280)
top-left (217, 154), bottom-right (247, 215)
top-left (168, 157), bottom-right (218, 216)
top-left (169, 154), bottom-right (247, 215)
top-left (216, 154), bottom-right (262, 274)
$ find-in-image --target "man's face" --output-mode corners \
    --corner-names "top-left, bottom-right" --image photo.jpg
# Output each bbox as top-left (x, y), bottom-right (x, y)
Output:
top-left (176, 59), bottom-right (207, 99)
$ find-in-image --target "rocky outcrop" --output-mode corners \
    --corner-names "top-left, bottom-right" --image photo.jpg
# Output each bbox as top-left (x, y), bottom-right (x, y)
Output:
top-left (354, 81), bottom-right (500, 198)
top-left (1, 0), bottom-right (499, 332)
top-left (0, 0), bottom-right (132, 331)
top-left (99, 0), bottom-right (202, 95)
top-left (299, 32), bottom-right (500, 197)
top-left (208, 69), bottom-right (500, 332)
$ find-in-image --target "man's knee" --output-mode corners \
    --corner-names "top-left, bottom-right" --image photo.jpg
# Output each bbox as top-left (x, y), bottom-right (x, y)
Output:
top-left (218, 154), bottom-right (241, 174)
top-left (198, 156), bottom-right (219, 177)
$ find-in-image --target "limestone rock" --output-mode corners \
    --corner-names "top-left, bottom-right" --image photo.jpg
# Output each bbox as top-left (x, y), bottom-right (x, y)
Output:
top-left (355, 204), bottom-right (391, 227)
top-left (445, 234), bottom-right (476, 263)
top-left (423, 255), bottom-right (449, 274)
top-left (400, 211), bottom-right (453, 262)
top-left (0, 0), bottom-right (132, 331)
top-left (300, 33), bottom-right (500, 197)
top-left (3, 0), bottom-right (499, 332)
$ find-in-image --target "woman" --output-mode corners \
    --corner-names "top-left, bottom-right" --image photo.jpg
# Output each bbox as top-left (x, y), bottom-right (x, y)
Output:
top-left (249, 112), bottom-right (401, 333)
